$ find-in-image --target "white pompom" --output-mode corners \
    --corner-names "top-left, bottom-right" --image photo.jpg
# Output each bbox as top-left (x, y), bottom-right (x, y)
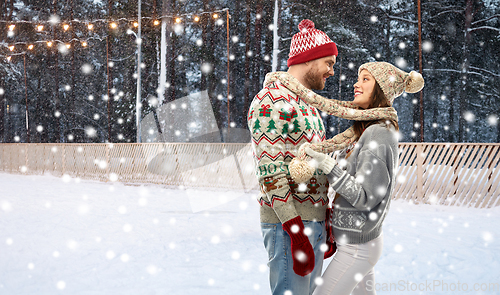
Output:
top-left (289, 157), bottom-right (315, 183)
top-left (405, 71), bottom-right (424, 93)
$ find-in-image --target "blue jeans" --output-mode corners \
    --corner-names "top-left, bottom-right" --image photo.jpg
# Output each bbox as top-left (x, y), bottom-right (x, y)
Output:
top-left (313, 233), bottom-right (384, 295)
top-left (261, 220), bottom-right (326, 295)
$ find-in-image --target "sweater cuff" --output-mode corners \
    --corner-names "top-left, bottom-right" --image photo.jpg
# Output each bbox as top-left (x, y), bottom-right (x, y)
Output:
top-left (319, 157), bottom-right (336, 174)
top-left (327, 165), bottom-right (346, 187)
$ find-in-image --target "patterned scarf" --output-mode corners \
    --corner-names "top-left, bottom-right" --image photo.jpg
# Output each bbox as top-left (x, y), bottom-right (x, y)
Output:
top-left (263, 71), bottom-right (399, 182)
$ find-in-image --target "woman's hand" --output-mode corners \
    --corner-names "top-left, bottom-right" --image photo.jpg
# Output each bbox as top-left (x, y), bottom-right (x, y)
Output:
top-left (304, 147), bottom-right (337, 174)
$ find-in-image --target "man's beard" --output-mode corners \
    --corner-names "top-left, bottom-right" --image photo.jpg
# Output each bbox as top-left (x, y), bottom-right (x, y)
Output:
top-left (303, 67), bottom-right (325, 90)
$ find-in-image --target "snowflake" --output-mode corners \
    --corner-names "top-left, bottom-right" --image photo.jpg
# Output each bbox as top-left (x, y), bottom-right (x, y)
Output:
top-left (394, 244), bottom-right (404, 253)
top-left (464, 111), bottom-right (475, 122)
top-left (488, 115), bottom-right (498, 126)
top-left (354, 273), bottom-right (364, 282)
top-left (81, 63), bottom-right (92, 74)
top-left (174, 24), bottom-right (184, 35)
top-left (482, 232), bottom-right (493, 242)
top-left (85, 126), bottom-right (97, 137)
top-left (231, 251), bottom-right (240, 260)
top-left (395, 57), bottom-right (407, 68)
top-left (201, 63), bottom-right (212, 74)
top-left (49, 14), bottom-right (60, 24)
top-left (423, 40), bottom-right (433, 52)
top-left (56, 281), bottom-right (66, 290)
top-left (120, 254), bottom-right (130, 262)
top-left (147, 265), bottom-right (158, 275)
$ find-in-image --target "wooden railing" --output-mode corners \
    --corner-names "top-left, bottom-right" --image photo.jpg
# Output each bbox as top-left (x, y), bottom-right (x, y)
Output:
top-left (0, 143), bottom-right (498, 208)
top-left (395, 143), bottom-right (500, 208)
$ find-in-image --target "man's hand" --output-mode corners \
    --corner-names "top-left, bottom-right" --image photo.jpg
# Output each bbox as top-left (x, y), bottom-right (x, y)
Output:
top-left (282, 216), bottom-right (315, 276)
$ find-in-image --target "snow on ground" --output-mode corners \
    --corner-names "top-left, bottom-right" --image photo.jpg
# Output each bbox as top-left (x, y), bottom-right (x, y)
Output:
top-left (0, 173), bottom-right (499, 295)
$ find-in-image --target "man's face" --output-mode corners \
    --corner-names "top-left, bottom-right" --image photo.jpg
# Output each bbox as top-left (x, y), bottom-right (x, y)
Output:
top-left (303, 55), bottom-right (336, 90)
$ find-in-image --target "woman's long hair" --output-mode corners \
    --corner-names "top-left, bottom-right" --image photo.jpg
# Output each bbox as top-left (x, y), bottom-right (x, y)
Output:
top-left (352, 81), bottom-right (399, 138)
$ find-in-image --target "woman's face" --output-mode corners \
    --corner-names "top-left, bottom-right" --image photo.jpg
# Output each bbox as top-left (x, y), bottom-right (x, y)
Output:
top-left (353, 69), bottom-right (376, 109)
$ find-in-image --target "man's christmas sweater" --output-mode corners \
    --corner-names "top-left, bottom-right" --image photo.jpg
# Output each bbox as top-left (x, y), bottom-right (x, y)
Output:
top-left (248, 80), bottom-right (329, 224)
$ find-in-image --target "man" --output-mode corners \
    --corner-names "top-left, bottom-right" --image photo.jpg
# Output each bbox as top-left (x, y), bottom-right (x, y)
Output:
top-left (247, 19), bottom-right (337, 295)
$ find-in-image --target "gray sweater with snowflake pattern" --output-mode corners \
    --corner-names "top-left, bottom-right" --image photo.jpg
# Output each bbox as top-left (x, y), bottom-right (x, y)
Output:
top-left (327, 123), bottom-right (399, 244)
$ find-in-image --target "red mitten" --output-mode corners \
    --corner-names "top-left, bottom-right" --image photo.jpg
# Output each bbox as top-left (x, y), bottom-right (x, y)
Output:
top-left (282, 216), bottom-right (315, 276)
top-left (324, 207), bottom-right (337, 259)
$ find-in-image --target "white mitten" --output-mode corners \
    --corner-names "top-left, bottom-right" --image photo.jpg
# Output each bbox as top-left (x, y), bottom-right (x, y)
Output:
top-left (304, 147), bottom-right (337, 174)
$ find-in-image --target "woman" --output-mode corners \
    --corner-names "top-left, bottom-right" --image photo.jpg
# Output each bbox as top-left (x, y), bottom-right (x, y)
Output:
top-left (264, 62), bottom-right (424, 295)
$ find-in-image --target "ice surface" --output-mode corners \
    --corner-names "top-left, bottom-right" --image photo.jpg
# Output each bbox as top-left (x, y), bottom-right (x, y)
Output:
top-left (0, 173), bottom-right (499, 294)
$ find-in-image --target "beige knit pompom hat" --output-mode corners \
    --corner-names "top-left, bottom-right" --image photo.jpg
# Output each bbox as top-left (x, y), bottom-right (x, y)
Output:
top-left (358, 62), bottom-right (425, 104)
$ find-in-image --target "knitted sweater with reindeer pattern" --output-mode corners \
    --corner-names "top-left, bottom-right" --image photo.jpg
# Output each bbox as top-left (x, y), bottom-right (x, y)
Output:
top-left (248, 79), bottom-right (329, 224)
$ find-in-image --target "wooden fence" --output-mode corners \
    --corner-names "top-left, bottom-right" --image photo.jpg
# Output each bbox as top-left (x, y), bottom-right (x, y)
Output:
top-left (395, 143), bottom-right (499, 208)
top-left (0, 142), bottom-right (498, 208)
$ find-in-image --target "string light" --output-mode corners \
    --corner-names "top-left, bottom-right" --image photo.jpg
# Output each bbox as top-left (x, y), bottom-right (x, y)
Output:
top-left (0, 8), bottom-right (228, 26)
top-left (133, 21), bottom-right (139, 28)
top-left (6, 56), bottom-right (11, 61)
top-left (1, 8), bottom-right (229, 52)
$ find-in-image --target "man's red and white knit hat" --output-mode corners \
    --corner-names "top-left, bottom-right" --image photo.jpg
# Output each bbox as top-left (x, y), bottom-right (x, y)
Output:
top-left (287, 19), bottom-right (338, 67)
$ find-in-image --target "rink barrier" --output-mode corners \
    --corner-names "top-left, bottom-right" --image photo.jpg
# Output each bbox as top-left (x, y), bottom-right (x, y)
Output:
top-left (0, 142), bottom-right (498, 208)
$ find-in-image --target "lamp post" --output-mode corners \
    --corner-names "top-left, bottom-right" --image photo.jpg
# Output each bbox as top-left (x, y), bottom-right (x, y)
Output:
top-left (136, 0), bottom-right (142, 143)
top-left (24, 53), bottom-right (30, 143)
top-left (418, 0), bottom-right (424, 142)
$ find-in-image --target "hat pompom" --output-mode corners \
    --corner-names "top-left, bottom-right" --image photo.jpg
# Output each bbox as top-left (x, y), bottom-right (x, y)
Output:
top-left (298, 19), bottom-right (315, 32)
top-left (405, 71), bottom-right (425, 93)
top-left (289, 157), bottom-right (315, 183)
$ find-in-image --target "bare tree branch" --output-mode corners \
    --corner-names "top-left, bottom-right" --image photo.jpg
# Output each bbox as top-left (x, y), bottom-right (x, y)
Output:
top-left (468, 26), bottom-right (500, 33)
top-left (357, 0), bottom-right (416, 23)
top-left (471, 14), bottom-right (500, 26)
top-left (469, 66), bottom-right (500, 78)
top-left (387, 15), bottom-right (417, 24)
top-left (428, 9), bottom-right (464, 19)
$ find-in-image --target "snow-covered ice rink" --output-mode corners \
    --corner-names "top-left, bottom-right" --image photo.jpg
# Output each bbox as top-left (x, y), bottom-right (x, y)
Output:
top-left (1, 173), bottom-right (499, 295)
